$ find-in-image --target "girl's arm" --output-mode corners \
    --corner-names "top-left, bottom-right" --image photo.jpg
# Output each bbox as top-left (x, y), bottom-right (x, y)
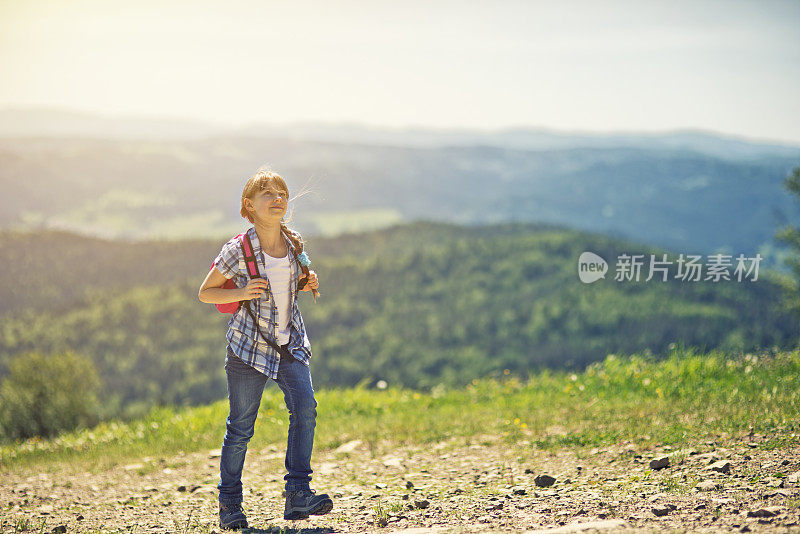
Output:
top-left (198, 268), bottom-right (269, 304)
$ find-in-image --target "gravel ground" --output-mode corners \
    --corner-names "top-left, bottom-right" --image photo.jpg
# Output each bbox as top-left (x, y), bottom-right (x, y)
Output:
top-left (2, 432), bottom-right (799, 533)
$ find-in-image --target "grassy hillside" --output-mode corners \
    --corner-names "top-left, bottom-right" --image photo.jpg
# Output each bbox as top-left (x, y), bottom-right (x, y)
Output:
top-left (1, 222), bottom-right (798, 424)
top-left (2, 347), bottom-right (798, 473)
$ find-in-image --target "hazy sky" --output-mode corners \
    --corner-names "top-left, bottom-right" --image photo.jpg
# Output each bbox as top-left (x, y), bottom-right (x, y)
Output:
top-left (1, 0), bottom-right (799, 143)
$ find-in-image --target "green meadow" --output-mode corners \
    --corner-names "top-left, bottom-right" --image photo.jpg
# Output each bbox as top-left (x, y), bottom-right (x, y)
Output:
top-left (3, 346), bottom-right (798, 475)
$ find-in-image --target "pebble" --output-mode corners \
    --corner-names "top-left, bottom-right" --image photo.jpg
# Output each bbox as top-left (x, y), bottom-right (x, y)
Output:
top-left (334, 440), bottom-right (362, 454)
top-left (383, 457), bottom-right (402, 468)
top-left (696, 480), bottom-right (717, 491)
top-left (651, 505), bottom-right (671, 517)
top-left (534, 474), bottom-right (556, 487)
top-left (746, 506), bottom-right (781, 518)
top-left (709, 460), bottom-right (731, 474)
top-left (649, 456), bottom-right (669, 470)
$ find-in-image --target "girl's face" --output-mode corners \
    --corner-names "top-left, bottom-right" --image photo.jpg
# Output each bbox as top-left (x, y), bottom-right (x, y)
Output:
top-left (245, 183), bottom-right (289, 223)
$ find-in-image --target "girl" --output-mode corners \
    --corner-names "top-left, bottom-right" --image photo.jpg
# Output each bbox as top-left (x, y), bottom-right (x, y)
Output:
top-left (198, 168), bottom-right (333, 529)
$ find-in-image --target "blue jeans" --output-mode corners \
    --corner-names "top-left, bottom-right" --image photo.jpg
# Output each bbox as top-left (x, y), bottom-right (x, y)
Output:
top-left (217, 345), bottom-right (318, 504)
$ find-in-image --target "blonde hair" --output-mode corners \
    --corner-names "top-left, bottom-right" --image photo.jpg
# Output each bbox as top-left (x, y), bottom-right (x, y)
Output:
top-left (240, 168), bottom-right (303, 254)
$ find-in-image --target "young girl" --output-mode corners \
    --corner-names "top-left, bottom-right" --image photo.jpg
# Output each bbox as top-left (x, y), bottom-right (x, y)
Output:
top-left (198, 168), bottom-right (333, 529)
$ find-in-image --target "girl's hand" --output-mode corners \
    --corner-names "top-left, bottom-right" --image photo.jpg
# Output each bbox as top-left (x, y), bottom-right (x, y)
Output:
top-left (241, 278), bottom-right (269, 300)
top-left (301, 270), bottom-right (319, 292)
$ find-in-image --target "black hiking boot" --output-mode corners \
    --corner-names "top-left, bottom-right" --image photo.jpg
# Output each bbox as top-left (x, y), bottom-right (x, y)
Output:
top-left (219, 500), bottom-right (248, 530)
top-left (284, 488), bottom-right (333, 520)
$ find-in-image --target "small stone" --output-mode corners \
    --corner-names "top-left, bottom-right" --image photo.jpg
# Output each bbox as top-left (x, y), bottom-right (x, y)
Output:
top-left (709, 460), bottom-right (731, 474)
top-left (652, 506), bottom-right (671, 517)
top-left (650, 456), bottom-right (670, 470)
top-left (694, 503), bottom-right (707, 510)
top-left (740, 526), bottom-right (751, 533)
top-left (334, 440), bottom-right (362, 454)
top-left (52, 526), bottom-right (67, 534)
top-left (696, 481), bottom-right (717, 492)
top-left (525, 468), bottom-right (534, 474)
top-left (534, 474), bottom-right (556, 487)
top-left (414, 499), bottom-right (429, 509)
top-left (747, 506), bottom-right (781, 518)
top-left (401, 494), bottom-right (409, 501)
top-left (405, 481), bottom-right (414, 489)
top-left (765, 489), bottom-right (791, 498)
top-left (177, 485), bottom-right (187, 492)
top-left (512, 487), bottom-right (527, 495)
top-left (375, 483), bottom-right (387, 489)
top-left (76, 515), bottom-right (84, 521)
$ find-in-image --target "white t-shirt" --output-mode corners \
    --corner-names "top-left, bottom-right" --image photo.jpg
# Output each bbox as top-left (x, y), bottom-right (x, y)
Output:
top-left (262, 251), bottom-right (292, 345)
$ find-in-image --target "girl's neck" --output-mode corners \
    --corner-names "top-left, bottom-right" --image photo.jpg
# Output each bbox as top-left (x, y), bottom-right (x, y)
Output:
top-left (254, 220), bottom-right (284, 251)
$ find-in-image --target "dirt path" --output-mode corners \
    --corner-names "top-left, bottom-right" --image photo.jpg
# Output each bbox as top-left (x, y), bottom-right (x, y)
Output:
top-left (2, 433), bottom-right (799, 533)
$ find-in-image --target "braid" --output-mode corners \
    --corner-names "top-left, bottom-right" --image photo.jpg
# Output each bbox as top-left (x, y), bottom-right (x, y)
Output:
top-left (280, 222), bottom-right (303, 254)
top-left (281, 221), bottom-right (319, 301)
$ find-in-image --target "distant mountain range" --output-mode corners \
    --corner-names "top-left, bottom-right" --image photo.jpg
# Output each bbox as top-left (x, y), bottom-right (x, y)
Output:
top-left (3, 107), bottom-right (799, 160)
top-left (1, 107), bottom-right (799, 271)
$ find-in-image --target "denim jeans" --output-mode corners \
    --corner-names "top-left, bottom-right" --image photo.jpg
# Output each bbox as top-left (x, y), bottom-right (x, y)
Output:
top-left (217, 345), bottom-right (318, 504)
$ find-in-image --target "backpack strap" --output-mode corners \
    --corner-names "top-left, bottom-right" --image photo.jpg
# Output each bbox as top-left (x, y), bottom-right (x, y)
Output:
top-left (240, 233), bottom-right (260, 279)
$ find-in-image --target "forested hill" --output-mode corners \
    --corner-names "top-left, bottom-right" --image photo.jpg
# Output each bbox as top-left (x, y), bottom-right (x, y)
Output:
top-left (1, 222), bottom-right (797, 420)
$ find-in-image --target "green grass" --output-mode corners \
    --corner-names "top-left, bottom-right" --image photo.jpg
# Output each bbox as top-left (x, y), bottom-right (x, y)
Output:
top-left (2, 346), bottom-right (799, 474)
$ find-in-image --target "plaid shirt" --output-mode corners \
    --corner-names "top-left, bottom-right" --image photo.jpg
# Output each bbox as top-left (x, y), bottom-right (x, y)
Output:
top-left (213, 226), bottom-right (312, 378)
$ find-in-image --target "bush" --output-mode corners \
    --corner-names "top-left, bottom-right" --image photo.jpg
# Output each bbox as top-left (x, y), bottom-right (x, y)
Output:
top-left (0, 351), bottom-right (100, 441)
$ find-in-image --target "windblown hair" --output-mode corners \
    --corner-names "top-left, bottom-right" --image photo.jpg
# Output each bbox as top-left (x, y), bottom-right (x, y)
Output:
top-left (240, 168), bottom-right (303, 253)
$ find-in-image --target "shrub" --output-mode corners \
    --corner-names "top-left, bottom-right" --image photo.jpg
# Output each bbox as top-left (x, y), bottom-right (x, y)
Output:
top-left (0, 351), bottom-right (100, 441)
